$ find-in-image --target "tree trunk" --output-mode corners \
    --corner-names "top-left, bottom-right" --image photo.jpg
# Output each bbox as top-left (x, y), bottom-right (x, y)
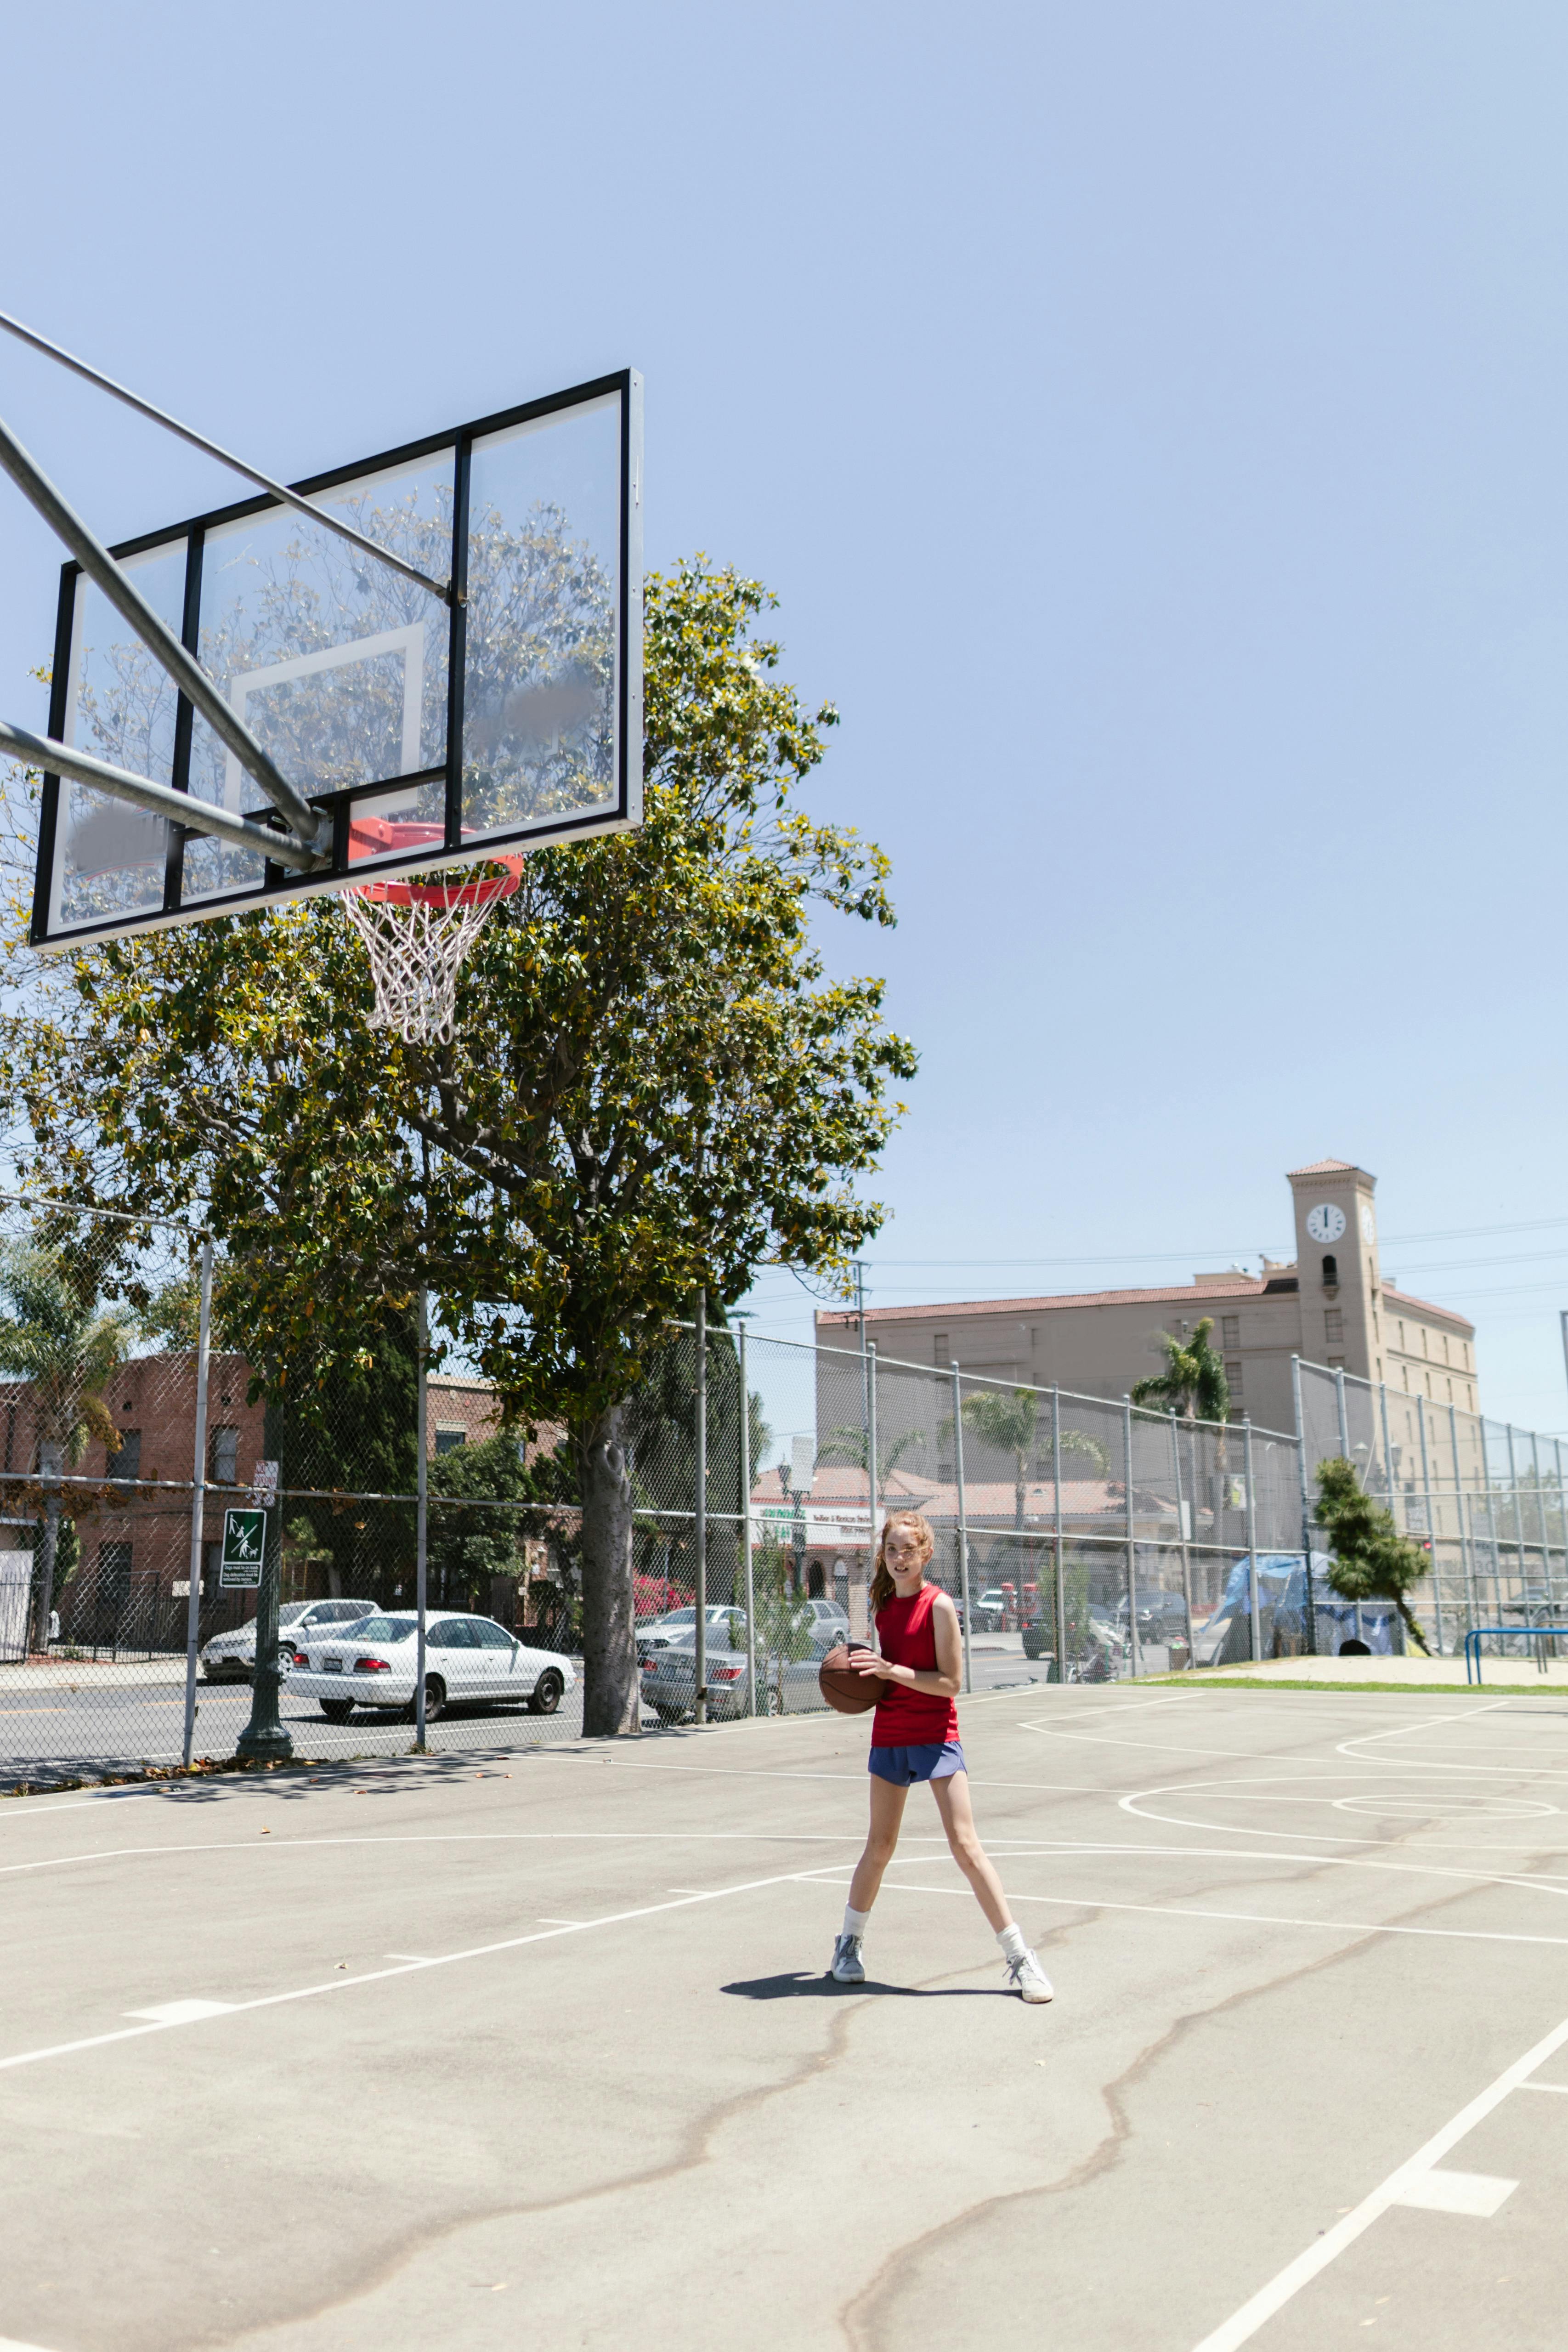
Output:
top-left (580, 1402), bottom-right (640, 1737)
top-left (32, 1492), bottom-right (59, 1655)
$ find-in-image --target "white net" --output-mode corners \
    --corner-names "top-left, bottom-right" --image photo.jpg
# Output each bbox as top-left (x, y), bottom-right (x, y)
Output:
top-left (340, 871), bottom-right (515, 1045)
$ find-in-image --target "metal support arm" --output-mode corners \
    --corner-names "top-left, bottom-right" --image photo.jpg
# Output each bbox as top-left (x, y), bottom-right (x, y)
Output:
top-left (0, 309), bottom-right (451, 603)
top-left (0, 412), bottom-right (330, 850)
top-left (0, 720), bottom-right (322, 873)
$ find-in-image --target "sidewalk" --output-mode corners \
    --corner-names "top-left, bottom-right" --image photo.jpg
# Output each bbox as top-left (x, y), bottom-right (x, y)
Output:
top-left (0, 1656), bottom-right (192, 1689)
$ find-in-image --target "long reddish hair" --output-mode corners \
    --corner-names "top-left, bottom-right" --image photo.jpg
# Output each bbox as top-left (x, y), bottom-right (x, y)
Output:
top-left (870, 1509), bottom-right (935, 1615)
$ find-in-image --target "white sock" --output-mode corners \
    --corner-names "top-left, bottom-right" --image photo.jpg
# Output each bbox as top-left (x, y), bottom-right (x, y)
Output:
top-left (997, 1922), bottom-right (1028, 1959)
top-left (842, 1905), bottom-right (870, 1941)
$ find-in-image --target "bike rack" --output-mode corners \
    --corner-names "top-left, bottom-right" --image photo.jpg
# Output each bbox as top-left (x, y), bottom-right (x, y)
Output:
top-left (1463, 1625), bottom-right (1568, 1686)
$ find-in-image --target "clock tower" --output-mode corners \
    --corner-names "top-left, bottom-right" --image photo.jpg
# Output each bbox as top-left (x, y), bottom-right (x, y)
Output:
top-left (1287, 1158), bottom-right (1381, 1380)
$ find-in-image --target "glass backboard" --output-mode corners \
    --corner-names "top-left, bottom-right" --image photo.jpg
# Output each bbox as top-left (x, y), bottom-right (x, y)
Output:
top-left (30, 371), bottom-right (641, 948)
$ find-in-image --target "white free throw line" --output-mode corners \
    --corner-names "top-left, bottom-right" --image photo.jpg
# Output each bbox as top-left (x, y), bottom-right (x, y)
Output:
top-left (1187, 2011), bottom-right (1568, 2352)
top-left (0, 1869), bottom-right (833, 2079)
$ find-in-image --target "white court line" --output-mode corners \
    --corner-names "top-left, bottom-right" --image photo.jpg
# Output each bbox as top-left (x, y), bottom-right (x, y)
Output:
top-left (1519, 2079), bottom-right (1568, 2095)
top-left (1188, 2011), bottom-right (1568, 2352)
top-left (0, 1828), bottom-right (872, 1884)
top-left (0, 2333), bottom-right (60, 2351)
top-left (0, 1868), bottom-right (839, 2079)
top-left (862, 1876), bottom-right (1568, 1951)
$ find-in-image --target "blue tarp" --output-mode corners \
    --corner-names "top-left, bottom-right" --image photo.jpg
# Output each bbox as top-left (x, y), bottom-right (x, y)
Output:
top-left (1196, 1553), bottom-right (1402, 1661)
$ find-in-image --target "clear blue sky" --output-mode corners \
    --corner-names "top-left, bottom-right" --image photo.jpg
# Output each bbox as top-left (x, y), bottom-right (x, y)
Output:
top-left (2, 1), bottom-right (1566, 1428)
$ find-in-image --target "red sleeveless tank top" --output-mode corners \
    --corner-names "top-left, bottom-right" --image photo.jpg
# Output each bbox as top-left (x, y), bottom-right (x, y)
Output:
top-left (871, 1582), bottom-right (959, 1746)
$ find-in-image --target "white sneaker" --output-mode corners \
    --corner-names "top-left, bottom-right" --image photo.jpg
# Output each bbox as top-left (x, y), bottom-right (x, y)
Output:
top-left (830, 1933), bottom-right (865, 1984)
top-left (1004, 1946), bottom-right (1054, 2003)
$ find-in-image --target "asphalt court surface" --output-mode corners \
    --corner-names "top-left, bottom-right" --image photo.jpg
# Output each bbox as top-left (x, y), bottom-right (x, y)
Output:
top-left (5, 1685), bottom-right (1568, 2349)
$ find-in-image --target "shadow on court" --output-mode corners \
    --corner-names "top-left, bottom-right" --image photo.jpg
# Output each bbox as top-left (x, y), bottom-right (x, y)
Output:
top-left (723, 1971), bottom-right (1011, 2000)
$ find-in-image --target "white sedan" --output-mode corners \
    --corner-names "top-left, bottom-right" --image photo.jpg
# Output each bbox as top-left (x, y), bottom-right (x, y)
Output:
top-left (288, 1611), bottom-right (575, 1724)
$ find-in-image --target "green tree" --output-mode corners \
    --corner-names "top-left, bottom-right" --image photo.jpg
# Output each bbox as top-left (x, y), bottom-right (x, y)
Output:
top-left (1314, 1456), bottom-right (1431, 1654)
top-left (1129, 1318), bottom-right (1231, 1422)
top-left (0, 1245), bottom-right (135, 1648)
top-left (1131, 1316), bottom-right (1233, 1545)
top-left (3, 560), bottom-right (915, 1736)
top-left (957, 1390), bottom-right (1109, 1529)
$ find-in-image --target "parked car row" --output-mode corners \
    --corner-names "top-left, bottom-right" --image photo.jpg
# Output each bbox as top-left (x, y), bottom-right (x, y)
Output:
top-left (288, 1611), bottom-right (574, 1723)
top-left (641, 1620), bottom-right (849, 1723)
top-left (200, 1597), bottom-right (377, 1683)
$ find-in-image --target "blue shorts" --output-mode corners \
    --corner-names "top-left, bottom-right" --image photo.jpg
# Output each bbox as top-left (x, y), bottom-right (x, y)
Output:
top-left (868, 1740), bottom-right (966, 1786)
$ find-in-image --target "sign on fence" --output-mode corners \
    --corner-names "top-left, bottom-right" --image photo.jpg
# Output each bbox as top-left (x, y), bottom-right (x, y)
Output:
top-left (219, 1509), bottom-right (267, 1590)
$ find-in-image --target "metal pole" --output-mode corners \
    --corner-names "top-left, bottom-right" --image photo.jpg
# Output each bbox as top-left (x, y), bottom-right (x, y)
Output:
top-left (0, 719), bottom-right (320, 871)
top-left (1450, 1400), bottom-right (1477, 1632)
top-left (0, 410), bottom-right (328, 848)
top-left (1506, 1423), bottom-right (1527, 1635)
top-left (1170, 1410), bottom-right (1193, 1664)
top-left (867, 1339), bottom-right (881, 1559)
top-left (1379, 1378), bottom-right (1402, 1648)
top-left (180, 1236), bottom-right (213, 1769)
top-left (1555, 1438), bottom-right (1567, 1645)
top-left (0, 306), bottom-right (451, 601)
top-left (1243, 1416), bottom-right (1261, 1663)
top-left (695, 1288), bottom-right (708, 1725)
top-left (1291, 1356), bottom-right (1317, 1655)
top-left (739, 1325), bottom-right (756, 1716)
top-left (1416, 1394), bottom-right (1443, 1656)
top-left (951, 1360), bottom-right (971, 1694)
top-left (1052, 1385), bottom-right (1066, 1682)
top-left (414, 1287), bottom-right (429, 1750)
top-left (235, 1436), bottom-right (292, 1764)
top-left (1481, 1423), bottom-right (1503, 1638)
top-left (1123, 1397), bottom-right (1141, 1678)
top-left (1333, 1367), bottom-right (1359, 1644)
top-left (1530, 1428), bottom-right (1548, 1646)
top-left (1560, 1309), bottom-right (1568, 1411)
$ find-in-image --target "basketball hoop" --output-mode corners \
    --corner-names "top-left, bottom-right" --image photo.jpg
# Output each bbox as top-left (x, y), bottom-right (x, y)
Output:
top-left (341, 857), bottom-right (524, 1045)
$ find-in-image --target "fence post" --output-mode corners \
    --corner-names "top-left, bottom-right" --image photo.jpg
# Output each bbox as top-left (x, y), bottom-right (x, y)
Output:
top-left (180, 1234), bottom-right (213, 1769)
top-left (1379, 1379), bottom-right (1402, 1649)
top-left (1332, 1367), bottom-right (1360, 1642)
top-left (1451, 1400), bottom-right (1477, 1632)
top-left (1243, 1415), bottom-right (1261, 1663)
top-left (1052, 1385), bottom-right (1065, 1682)
top-left (738, 1324), bottom-right (756, 1715)
top-left (867, 1338), bottom-right (881, 1576)
top-left (1291, 1355), bottom-right (1317, 1655)
top-left (1122, 1397), bottom-right (1140, 1679)
top-left (1170, 1410), bottom-right (1193, 1664)
top-left (951, 1360), bottom-right (971, 1693)
top-left (695, 1288), bottom-right (707, 1726)
top-left (414, 1285), bottom-right (429, 1751)
top-left (1506, 1423), bottom-right (1527, 1638)
top-left (1416, 1394), bottom-right (1443, 1656)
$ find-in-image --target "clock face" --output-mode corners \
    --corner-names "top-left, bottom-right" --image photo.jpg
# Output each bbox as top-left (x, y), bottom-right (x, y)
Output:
top-left (1306, 1202), bottom-right (1346, 1245)
top-left (1359, 1203), bottom-right (1376, 1244)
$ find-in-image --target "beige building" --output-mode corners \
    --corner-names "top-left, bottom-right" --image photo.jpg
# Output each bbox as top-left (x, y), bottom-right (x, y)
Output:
top-left (817, 1159), bottom-right (1478, 1434)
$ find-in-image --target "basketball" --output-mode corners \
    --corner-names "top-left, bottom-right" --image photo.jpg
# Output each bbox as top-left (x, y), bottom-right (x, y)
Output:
top-left (818, 1644), bottom-right (880, 1715)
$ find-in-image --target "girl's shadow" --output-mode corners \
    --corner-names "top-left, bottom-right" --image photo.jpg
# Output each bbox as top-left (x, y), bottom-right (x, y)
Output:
top-left (722, 1972), bottom-right (1009, 2000)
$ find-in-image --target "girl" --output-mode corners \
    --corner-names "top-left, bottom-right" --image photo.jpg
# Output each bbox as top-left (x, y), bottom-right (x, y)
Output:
top-left (828, 1508), bottom-right (1053, 2002)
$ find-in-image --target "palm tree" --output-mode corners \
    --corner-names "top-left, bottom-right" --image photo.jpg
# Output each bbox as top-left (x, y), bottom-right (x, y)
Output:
top-left (1131, 1315), bottom-right (1232, 1545)
top-left (0, 1247), bottom-right (135, 1650)
top-left (959, 1390), bottom-right (1109, 1528)
top-left (1129, 1317), bottom-right (1231, 1423)
top-left (815, 1423), bottom-right (927, 1502)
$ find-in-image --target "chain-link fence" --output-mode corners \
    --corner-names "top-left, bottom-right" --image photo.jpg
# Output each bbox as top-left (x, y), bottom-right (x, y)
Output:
top-left (1296, 1356), bottom-right (1568, 1665)
top-left (6, 1194), bottom-right (1567, 1790)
